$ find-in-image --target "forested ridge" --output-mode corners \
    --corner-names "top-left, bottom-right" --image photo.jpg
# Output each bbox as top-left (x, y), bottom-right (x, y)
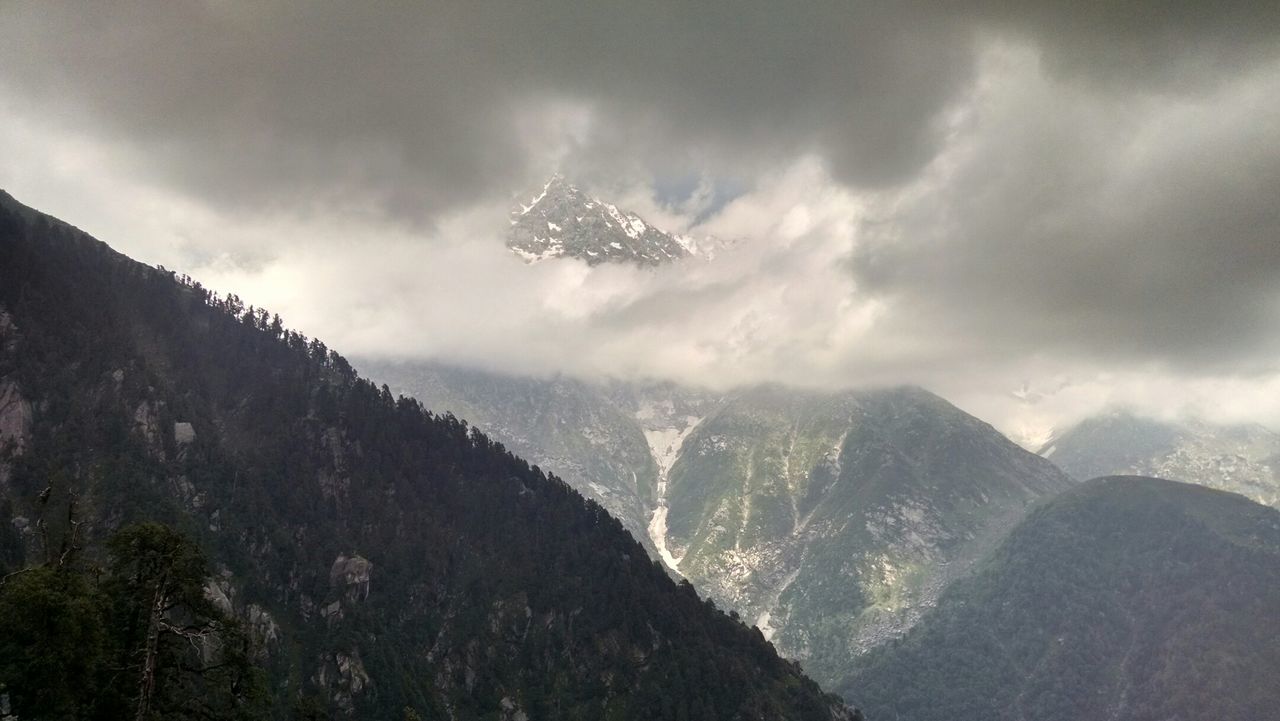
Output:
top-left (0, 190), bottom-right (854, 720)
top-left (839, 476), bottom-right (1280, 721)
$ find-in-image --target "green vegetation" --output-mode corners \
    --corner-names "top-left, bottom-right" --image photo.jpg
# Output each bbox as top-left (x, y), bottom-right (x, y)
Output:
top-left (0, 523), bottom-right (264, 720)
top-left (664, 384), bottom-right (1070, 683)
top-left (840, 476), bottom-right (1280, 721)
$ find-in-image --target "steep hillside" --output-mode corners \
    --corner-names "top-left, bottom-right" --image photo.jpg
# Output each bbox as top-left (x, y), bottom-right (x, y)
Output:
top-left (840, 476), bottom-right (1280, 721)
top-left (0, 190), bottom-right (853, 720)
top-left (664, 386), bottom-right (1072, 683)
top-left (360, 359), bottom-right (665, 558)
top-left (361, 360), bottom-right (1073, 685)
top-left (1043, 411), bottom-right (1280, 506)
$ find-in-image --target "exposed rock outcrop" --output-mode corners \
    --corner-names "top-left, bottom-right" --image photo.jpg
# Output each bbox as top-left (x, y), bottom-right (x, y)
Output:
top-left (0, 381), bottom-right (31, 455)
top-left (316, 650), bottom-right (372, 715)
top-left (173, 421), bottom-right (196, 445)
top-left (329, 553), bottom-right (372, 602)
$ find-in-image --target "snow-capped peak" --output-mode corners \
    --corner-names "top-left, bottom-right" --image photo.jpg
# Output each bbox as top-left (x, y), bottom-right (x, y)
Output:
top-left (506, 175), bottom-right (719, 267)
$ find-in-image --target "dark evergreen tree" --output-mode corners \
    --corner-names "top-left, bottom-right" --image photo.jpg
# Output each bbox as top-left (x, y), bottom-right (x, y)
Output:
top-left (0, 523), bottom-right (265, 720)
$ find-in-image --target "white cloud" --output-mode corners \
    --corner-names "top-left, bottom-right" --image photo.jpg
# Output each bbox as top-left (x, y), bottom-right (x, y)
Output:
top-left (3, 33), bottom-right (1280, 446)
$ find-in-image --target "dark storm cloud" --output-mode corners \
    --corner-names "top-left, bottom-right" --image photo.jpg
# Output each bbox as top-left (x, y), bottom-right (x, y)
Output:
top-left (961, 0), bottom-right (1280, 90)
top-left (3, 1), bottom-right (1276, 221)
top-left (1, 3), bottom-right (531, 222)
top-left (853, 48), bottom-right (1280, 372)
top-left (1, 1), bottom-right (966, 222)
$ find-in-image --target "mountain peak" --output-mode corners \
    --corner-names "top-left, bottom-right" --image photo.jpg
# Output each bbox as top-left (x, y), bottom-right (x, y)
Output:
top-left (507, 175), bottom-right (708, 266)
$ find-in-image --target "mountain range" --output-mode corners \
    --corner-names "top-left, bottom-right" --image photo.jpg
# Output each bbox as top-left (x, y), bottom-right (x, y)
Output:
top-left (362, 361), bottom-right (1073, 685)
top-left (0, 190), bottom-right (853, 719)
top-left (7, 183), bottom-right (1280, 720)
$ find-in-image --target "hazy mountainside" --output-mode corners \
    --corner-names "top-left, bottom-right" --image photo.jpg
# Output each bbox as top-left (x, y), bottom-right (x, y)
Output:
top-left (507, 174), bottom-right (713, 266)
top-left (359, 363), bottom-right (725, 565)
top-left (359, 360), bottom-right (666, 558)
top-left (664, 386), bottom-right (1072, 684)
top-left (841, 476), bottom-right (1280, 721)
top-left (1042, 411), bottom-right (1280, 506)
top-left (0, 190), bottom-right (854, 720)
top-left (364, 361), bottom-right (1073, 686)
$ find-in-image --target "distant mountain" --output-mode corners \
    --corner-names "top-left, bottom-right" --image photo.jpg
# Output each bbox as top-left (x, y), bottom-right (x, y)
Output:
top-left (840, 476), bottom-right (1280, 721)
top-left (0, 190), bottom-right (854, 720)
top-left (507, 175), bottom-right (715, 266)
top-left (364, 361), bottom-right (1073, 686)
top-left (663, 386), bottom-right (1072, 683)
top-left (1042, 411), bottom-right (1280, 506)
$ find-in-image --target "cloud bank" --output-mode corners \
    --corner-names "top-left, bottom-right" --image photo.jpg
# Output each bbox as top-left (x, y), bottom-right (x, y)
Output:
top-left (2, 2), bottom-right (1279, 441)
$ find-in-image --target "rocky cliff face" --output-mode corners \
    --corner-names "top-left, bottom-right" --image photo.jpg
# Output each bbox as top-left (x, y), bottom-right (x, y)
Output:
top-left (1043, 411), bottom-right (1280, 507)
top-left (0, 308), bottom-right (30, 492)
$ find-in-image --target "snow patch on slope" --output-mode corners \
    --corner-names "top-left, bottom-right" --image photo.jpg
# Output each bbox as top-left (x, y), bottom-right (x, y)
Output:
top-left (644, 416), bottom-right (702, 573)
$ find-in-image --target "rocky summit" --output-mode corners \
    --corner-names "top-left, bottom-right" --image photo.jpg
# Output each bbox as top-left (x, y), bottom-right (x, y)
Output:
top-left (507, 174), bottom-right (705, 266)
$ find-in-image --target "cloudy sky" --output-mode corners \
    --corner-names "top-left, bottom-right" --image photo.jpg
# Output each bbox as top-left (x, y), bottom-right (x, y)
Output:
top-left (2, 2), bottom-right (1279, 444)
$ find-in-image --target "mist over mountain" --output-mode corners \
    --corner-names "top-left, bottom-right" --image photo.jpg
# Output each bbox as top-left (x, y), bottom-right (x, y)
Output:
top-left (7, 181), bottom-right (1276, 717)
top-left (4, 3), bottom-right (1280, 718)
top-left (1042, 411), bottom-right (1280, 507)
top-left (0, 190), bottom-right (855, 719)
top-left (4, 2), bottom-right (1280, 440)
top-left (840, 476), bottom-right (1280, 721)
